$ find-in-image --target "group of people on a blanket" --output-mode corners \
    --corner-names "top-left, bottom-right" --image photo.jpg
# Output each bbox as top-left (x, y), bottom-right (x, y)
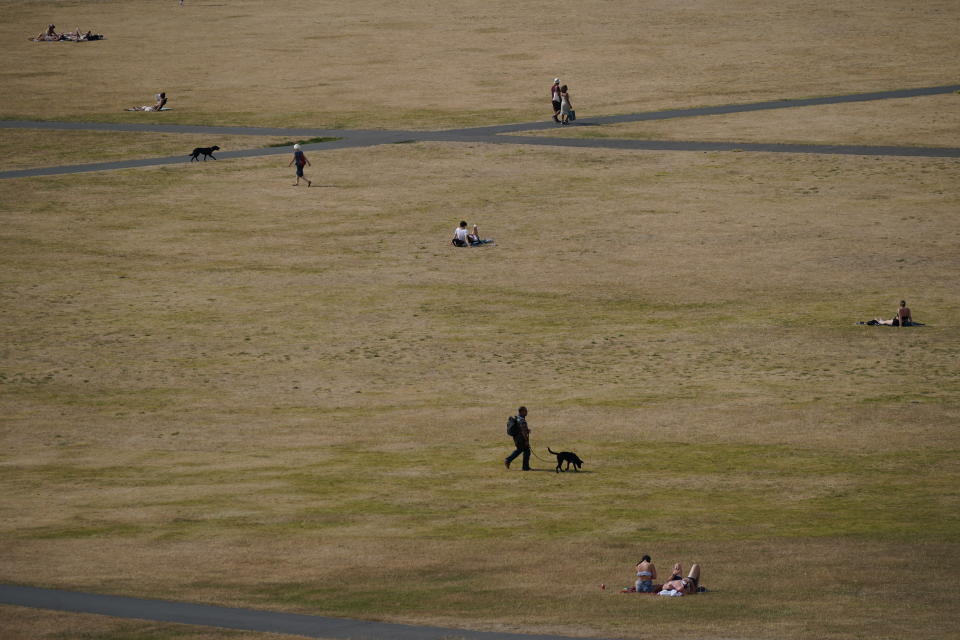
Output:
top-left (33, 24), bottom-right (102, 41)
top-left (628, 556), bottom-right (705, 596)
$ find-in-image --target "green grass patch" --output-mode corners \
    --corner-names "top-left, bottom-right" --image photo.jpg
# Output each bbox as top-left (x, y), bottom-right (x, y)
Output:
top-left (266, 136), bottom-right (342, 147)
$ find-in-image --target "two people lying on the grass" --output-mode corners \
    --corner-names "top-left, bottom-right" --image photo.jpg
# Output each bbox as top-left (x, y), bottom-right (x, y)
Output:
top-left (452, 220), bottom-right (486, 246)
top-left (62, 28), bottom-right (102, 41)
top-left (865, 300), bottom-right (916, 326)
top-left (659, 562), bottom-right (702, 596)
top-left (127, 92), bottom-right (167, 112)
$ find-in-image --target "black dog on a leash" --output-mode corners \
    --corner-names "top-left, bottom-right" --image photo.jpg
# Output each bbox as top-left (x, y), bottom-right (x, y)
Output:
top-left (189, 145), bottom-right (220, 161)
top-left (548, 447), bottom-right (583, 472)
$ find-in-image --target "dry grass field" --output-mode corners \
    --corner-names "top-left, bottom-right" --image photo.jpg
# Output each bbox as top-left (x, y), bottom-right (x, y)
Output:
top-left (1, 0), bottom-right (958, 128)
top-left (0, 604), bottom-right (290, 640)
top-left (1, 1), bottom-right (958, 640)
top-left (0, 130), bottom-right (291, 172)
top-left (528, 93), bottom-right (960, 148)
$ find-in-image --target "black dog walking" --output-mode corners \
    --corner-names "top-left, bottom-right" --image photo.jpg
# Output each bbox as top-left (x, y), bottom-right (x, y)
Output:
top-left (505, 406), bottom-right (531, 470)
top-left (548, 447), bottom-right (583, 472)
top-left (189, 145), bottom-right (219, 161)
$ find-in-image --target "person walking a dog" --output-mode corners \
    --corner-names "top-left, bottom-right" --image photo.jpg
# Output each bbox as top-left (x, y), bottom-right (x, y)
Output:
top-left (504, 406), bottom-right (531, 470)
top-left (288, 143), bottom-right (312, 187)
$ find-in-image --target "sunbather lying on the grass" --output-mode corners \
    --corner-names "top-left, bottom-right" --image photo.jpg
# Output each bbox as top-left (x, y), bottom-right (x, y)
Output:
top-left (62, 28), bottom-right (103, 41)
top-left (659, 563), bottom-right (702, 595)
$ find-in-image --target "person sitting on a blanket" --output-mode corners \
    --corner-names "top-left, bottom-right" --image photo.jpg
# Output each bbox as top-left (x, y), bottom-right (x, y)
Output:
top-left (635, 555), bottom-right (658, 593)
top-left (896, 300), bottom-right (913, 327)
top-left (870, 300), bottom-right (915, 326)
top-left (35, 24), bottom-right (61, 41)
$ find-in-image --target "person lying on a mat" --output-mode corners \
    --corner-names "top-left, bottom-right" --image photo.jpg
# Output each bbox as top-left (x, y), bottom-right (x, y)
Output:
top-left (62, 27), bottom-right (102, 41)
top-left (660, 563), bottom-right (701, 595)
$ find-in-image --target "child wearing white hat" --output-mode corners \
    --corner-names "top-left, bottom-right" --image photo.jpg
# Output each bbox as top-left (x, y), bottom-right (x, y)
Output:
top-left (288, 143), bottom-right (312, 187)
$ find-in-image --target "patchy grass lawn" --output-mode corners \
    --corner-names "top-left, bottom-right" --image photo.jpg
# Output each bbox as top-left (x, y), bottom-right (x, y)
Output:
top-left (526, 93), bottom-right (960, 148)
top-left (1, 0), bottom-right (959, 638)
top-left (0, 0), bottom-right (957, 128)
top-left (0, 129), bottom-right (290, 171)
top-left (0, 605), bottom-right (296, 640)
top-left (1, 139), bottom-right (958, 639)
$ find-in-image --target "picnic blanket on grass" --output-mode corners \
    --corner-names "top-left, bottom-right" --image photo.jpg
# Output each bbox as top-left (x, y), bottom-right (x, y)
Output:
top-left (620, 584), bottom-right (708, 595)
top-left (856, 320), bottom-right (925, 326)
top-left (620, 585), bottom-right (663, 594)
top-left (30, 34), bottom-right (103, 42)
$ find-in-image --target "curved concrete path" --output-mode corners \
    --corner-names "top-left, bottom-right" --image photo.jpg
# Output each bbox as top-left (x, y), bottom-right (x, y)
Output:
top-left (1, 83), bottom-right (958, 180)
top-left (0, 584), bottom-right (623, 640)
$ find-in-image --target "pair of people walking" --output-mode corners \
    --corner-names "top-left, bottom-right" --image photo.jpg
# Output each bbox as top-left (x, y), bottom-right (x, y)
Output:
top-left (550, 78), bottom-right (573, 125)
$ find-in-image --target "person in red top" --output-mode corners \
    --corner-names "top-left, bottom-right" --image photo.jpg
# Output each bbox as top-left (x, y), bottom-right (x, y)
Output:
top-left (896, 300), bottom-right (912, 327)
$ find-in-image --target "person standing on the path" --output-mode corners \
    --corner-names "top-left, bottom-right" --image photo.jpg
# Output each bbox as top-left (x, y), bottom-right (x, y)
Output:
top-left (288, 143), bottom-right (311, 186)
top-left (505, 406), bottom-right (531, 470)
top-left (559, 84), bottom-right (572, 125)
top-left (550, 78), bottom-right (562, 122)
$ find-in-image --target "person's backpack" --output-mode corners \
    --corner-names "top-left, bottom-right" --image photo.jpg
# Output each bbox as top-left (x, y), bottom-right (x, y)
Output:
top-left (506, 416), bottom-right (519, 436)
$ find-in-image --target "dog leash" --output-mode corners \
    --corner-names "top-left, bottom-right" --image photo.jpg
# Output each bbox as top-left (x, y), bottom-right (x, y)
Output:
top-left (530, 448), bottom-right (553, 463)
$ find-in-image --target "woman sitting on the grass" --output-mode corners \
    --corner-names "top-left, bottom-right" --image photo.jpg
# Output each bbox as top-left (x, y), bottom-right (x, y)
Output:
top-left (635, 555), bottom-right (657, 593)
top-left (35, 24), bottom-right (61, 41)
top-left (660, 563), bottom-right (701, 595)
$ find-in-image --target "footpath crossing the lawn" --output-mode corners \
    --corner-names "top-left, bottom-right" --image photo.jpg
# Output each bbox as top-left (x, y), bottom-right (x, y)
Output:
top-left (1, 83), bottom-right (958, 180)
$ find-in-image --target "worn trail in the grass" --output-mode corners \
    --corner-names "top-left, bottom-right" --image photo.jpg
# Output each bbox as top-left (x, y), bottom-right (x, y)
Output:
top-left (0, 584), bottom-right (626, 640)
top-left (1, 83), bottom-right (958, 179)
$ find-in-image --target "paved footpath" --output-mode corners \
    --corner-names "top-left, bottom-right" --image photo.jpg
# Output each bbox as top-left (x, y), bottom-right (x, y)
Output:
top-left (1, 83), bottom-right (958, 180)
top-left (0, 584), bottom-right (624, 640)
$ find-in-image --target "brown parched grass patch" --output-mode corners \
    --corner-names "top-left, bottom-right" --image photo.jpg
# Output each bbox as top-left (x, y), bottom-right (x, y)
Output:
top-left (1, 1), bottom-right (958, 639)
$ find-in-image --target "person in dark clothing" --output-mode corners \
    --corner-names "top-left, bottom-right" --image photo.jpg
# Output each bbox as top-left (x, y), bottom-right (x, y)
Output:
top-left (504, 406), bottom-right (531, 470)
top-left (288, 143), bottom-right (312, 187)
